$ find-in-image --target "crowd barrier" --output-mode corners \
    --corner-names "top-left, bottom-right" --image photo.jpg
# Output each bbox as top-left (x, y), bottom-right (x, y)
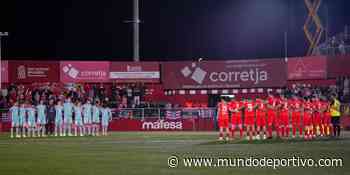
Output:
top-left (0, 108), bottom-right (216, 132)
top-left (1, 106), bottom-right (349, 132)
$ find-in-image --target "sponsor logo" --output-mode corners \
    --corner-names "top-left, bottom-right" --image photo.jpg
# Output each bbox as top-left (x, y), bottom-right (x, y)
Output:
top-left (62, 64), bottom-right (79, 79)
top-left (181, 63), bottom-right (268, 85)
top-left (289, 59), bottom-right (307, 79)
top-left (127, 65), bottom-right (142, 72)
top-left (181, 63), bottom-right (207, 84)
top-left (142, 120), bottom-right (183, 130)
top-left (62, 64), bottom-right (106, 79)
top-left (17, 65), bottom-right (26, 79)
top-left (209, 68), bottom-right (267, 84)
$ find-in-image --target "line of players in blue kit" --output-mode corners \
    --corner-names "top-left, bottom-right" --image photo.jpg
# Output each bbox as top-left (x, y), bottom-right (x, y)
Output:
top-left (9, 97), bottom-right (113, 138)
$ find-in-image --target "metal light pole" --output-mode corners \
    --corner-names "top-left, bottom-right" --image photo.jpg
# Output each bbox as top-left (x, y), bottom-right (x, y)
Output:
top-left (284, 31), bottom-right (288, 62)
top-left (133, 0), bottom-right (140, 62)
top-left (0, 32), bottom-right (9, 90)
top-left (124, 0), bottom-right (141, 62)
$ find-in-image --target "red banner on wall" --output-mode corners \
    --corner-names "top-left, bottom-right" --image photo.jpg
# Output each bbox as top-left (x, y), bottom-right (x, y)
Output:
top-left (1, 61), bottom-right (8, 83)
top-left (9, 61), bottom-right (60, 83)
top-left (60, 61), bottom-right (110, 83)
top-left (327, 55), bottom-right (350, 78)
top-left (108, 118), bottom-right (214, 131)
top-left (109, 62), bottom-right (160, 83)
top-left (162, 59), bottom-right (287, 89)
top-left (287, 56), bottom-right (327, 80)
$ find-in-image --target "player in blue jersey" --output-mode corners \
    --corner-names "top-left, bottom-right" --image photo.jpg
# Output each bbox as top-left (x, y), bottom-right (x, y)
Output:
top-left (26, 104), bottom-right (36, 137)
top-left (82, 99), bottom-right (93, 136)
top-left (74, 101), bottom-right (84, 136)
top-left (101, 102), bottom-right (112, 136)
top-left (19, 102), bottom-right (27, 138)
top-left (63, 97), bottom-right (74, 136)
top-left (10, 102), bottom-right (19, 138)
top-left (54, 100), bottom-right (64, 136)
top-left (92, 100), bottom-right (101, 136)
top-left (36, 100), bottom-right (47, 137)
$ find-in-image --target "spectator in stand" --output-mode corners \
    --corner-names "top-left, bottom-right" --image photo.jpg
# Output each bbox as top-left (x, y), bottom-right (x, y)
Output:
top-left (126, 84), bottom-right (133, 108)
top-left (0, 94), bottom-right (8, 109)
top-left (133, 83), bottom-right (141, 106)
top-left (339, 40), bottom-right (346, 55)
top-left (92, 84), bottom-right (97, 99)
top-left (111, 82), bottom-right (117, 104)
top-left (98, 83), bottom-right (106, 100)
top-left (9, 85), bottom-right (17, 104)
top-left (32, 90), bottom-right (40, 106)
top-left (185, 101), bottom-right (193, 108)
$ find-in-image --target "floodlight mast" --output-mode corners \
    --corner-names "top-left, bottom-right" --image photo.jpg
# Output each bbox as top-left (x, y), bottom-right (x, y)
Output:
top-left (124, 0), bottom-right (141, 62)
top-left (133, 0), bottom-right (140, 62)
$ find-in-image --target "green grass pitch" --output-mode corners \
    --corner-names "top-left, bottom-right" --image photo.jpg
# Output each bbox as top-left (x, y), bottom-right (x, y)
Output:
top-left (0, 131), bottom-right (349, 175)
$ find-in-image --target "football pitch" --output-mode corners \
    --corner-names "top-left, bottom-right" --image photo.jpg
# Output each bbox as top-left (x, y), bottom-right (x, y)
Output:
top-left (0, 131), bottom-right (349, 175)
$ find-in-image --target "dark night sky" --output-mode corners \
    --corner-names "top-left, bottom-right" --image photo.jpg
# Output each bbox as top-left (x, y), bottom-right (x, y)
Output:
top-left (2, 0), bottom-right (350, 61)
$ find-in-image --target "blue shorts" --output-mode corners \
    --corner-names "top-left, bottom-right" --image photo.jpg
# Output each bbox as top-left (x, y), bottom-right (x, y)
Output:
top-left (84, 116), bottom-right (92, 124)
top-left (92, 117), bottom-right (100, 124)
top-left (27, 118), bottom-right (36, 127)
top-left (75, 119), bottom-right (83, 126)
top-left (64, 116), bottom-right (73, 124)
top-left (11, 117), bottom-right (19, 127)
top-left (55, 117), bottom-right (63, 126)
top-left (38, 117), bottom-right (47, 125)
top-left (18, 116), bottom-right (25, 126)
top-left (101, 119), bottom-right (109, 127)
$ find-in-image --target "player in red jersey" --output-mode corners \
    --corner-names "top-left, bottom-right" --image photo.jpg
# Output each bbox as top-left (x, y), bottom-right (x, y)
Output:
top-left (217, 98), bottom-right (230, 141)
top-left (228, 98), bottom-right (244, 139)
top-left (266, 94), bottom-right (279, 138)
top-left (313, 96), bottom-right (323, 137)
top-left (244, 98), bottom-right (256, 141)
top-left (322, 99), bottom-right (332, 136)
top-left (303, 98), bottom-right (314, 140)
top-left (290, 95), bottom-right (303, 138)
top-left (279, 95), bottom-right (290, 138)
top-left (255, 97), bottom-right (267, 140)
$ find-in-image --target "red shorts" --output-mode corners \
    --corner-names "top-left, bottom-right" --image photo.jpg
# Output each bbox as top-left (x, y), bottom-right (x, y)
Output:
top-left (280, 111), bottom-right (289, 126)
top-left (256, 112), bottom-right (266, 126)
top-left (322, 113), bottom-right (331, 125)
top-left (231, 113), bottom-right (242, 126)
top-left (313, 113), bottom-right (321, 125)
top-left (267, 111), bottom-right (277, 126)
top-left (218, 116), bottom-right (229, 128)
top-left (292, 112), bottom-right (301, 125)
top-left (303, 112), bottom-right (312, 126)
top-left (244, 112), bottom-right (255, 126)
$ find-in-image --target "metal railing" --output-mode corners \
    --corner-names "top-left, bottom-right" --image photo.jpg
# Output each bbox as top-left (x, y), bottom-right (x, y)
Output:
top-left (0, 108), bottom-right (217, 122)
top-left (2, 104), bottom-right (350, 122)
top-left (113, 107), bottom-right (217, 120)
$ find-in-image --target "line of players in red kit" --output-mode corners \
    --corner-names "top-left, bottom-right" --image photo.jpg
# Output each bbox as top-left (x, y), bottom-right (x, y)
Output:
top-left (217, 94), bottom-right (333, 141)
